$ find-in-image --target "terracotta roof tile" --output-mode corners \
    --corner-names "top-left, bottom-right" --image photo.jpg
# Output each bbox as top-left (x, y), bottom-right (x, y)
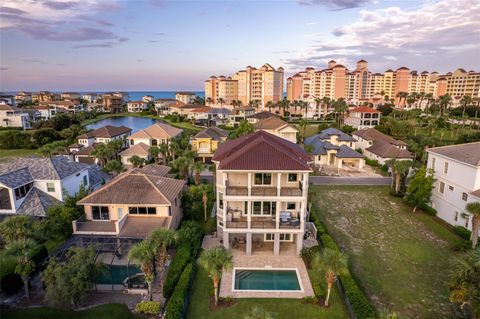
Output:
top-left (129, 122), bottom-right (183, 140)
top-left (349, 106), bottom-right (380, 113)
top-left (353, 128), bottom-right (406, 146)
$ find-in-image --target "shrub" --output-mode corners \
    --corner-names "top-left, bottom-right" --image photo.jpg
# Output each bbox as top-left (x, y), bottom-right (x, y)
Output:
top-left (341, 274), bottom-right (375, 319)
top-left (29, 244), bottom-right (49, 265)
top-left (165, 263), bottom-right (193, 319)
top-left (300, 246), bottom-right (320, 268)
top-left (452, 240), bottom-right (471, 252)
top-left (1, 273), bottom-right (23, 295)
top-left (381, 164), bottom-right (389, 172)
top-left (365, 158), bottom-right (380, 167)
top-left (320, 234), bottom-right (339, 252)
top-left (163, 245), bottom-right (192, 298)
top-left (454, 226), bottom-right (472, 241)
top-left (135, 301), bottom-right (161, 315)
top-left (302, 296), bottom-right (318, 304)
top-left (0, 130), bottom-right (33, 149)
top-left (312, 282), bottom-right (325, 299)
top-left (419, 203), bottom-right (437, 216)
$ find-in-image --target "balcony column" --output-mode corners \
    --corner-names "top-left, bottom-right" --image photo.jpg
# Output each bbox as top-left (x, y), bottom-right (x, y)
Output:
top-left (277, 173), bottom-right (281, 196)
top-left (296, 234), bottom-right (303, 255)
top-left (248, 173), bottom-right (252, 196)
top-left (247, 200), bottom-right (251, 229)
top-left (223, 172), bottom-right (227, 188)
top-left (246, 232), bottom-right (252, 256)
top-left (276, 200), bottom-right (280, 229)
top-left (302, 173), bottom-right (309, 196)
top-left (223, 199), bottom-right (228, 228)
top-left (223, 232), bottom-right (229, 250)
top-left (274, 233), bottom-right (280, 256)
top-left (300, 201), bottom-right (305, 231)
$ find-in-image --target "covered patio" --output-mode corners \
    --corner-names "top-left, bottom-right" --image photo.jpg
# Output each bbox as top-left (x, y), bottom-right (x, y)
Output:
top-left (223, 232), bottom-right (303, 256)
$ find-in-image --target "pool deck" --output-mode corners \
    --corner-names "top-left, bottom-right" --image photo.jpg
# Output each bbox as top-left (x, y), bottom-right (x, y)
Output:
top-left (219, 248), bottom-right (314, 299)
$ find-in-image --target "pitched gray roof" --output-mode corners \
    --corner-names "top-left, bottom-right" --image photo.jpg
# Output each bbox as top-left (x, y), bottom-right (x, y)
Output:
top-left (17, 188), bottom-right (60, 217)
top-left (87, 165), bottom-right (111, 187)
top-left (0, 167), bottom-right (33, 188)
top-left (308, 128), bottom-right (356, 142)
top-left (336, 145), bottom-right (364, 158)
top-left (194, 127), bottom-right (227, 141)
top-left (428, 142), bottom-right (480, 166)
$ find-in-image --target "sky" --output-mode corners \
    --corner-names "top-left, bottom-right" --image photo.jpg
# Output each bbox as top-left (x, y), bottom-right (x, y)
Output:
top-left (0, 0), bottom-right (479, 91)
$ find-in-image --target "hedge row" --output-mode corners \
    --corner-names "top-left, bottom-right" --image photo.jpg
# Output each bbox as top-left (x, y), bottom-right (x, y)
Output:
top-left (165, 263), bottom-right (194, 319)
top-left (454, 226), bottom-right (472, 241)
top-left (418, 203), bottom-right (437, 216)
top-left (163, 245), bottom-right (193, 298)
top-left (135, 301), bottom-right (161, 316)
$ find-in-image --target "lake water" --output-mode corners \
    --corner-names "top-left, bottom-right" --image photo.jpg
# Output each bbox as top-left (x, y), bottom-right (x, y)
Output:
top-left (86, 116), bottom-right (159, 133)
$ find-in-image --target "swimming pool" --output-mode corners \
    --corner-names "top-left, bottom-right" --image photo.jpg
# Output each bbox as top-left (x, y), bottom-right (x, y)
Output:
top-left (233, 268), bottom-right (302, 291)
top-left (96, 264), bottom-right (143, 286)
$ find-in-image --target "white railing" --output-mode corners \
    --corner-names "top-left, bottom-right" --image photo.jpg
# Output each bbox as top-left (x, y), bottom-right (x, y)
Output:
top-left (115, 213), bottom-right (129, 234)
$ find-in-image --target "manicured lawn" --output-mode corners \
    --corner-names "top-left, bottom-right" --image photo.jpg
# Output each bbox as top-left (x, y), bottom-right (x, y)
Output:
top-left (311, 185), bottom-right (463, 318)
top-left (1, 303), bottom-right (139, 319)
top-left (186, 265), bottom-right (349, 319)
top-left (0, 148), bottom-right (38, 161)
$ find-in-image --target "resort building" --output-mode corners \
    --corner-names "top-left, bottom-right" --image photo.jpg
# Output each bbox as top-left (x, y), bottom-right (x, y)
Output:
top-left (127, 100), bottom-right (148, 113)
top-left (101, 94), bottom-right (124, 113)
top-left (32, 91), bottom-right (58, 103)
top-left (15, 91), bottom-right (32, 103)
top-left (213, 130), bottom-right (312, 256)
top-left (253, 117), bottom-right (298, 143)
top-left (38, 100), bottom-right (83, 113)
top-left (73, 165), bottom-right (185, 238)
top-left (344, 106), bottom-right (381, 129)
top-left (427, 143), bottom-right (480, 232)
top-left (353, 128), bottom-right (414, 164)
top-left (0, 103), bottom-right (31, 129)
top-left (205, 64), bottom-right (284, 108)
top-left (82, 93), bottom-right (99, 103)
top-left (305, 128), bottom-right (364, 169)
top-left (175, 92), bottom-right (196, 104)
top-left (61, 92), bottom-right (81, 100)
top-left (190, 127), bottom-right (228, 163)
top-left (0, 157), bottom-right (107, 217)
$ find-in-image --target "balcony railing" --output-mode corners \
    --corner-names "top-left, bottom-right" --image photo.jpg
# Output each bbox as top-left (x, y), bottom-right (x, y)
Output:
top-left (224, 215), bottom-right (301, 230)
top-left (225, 186), bottom-right (302, 197)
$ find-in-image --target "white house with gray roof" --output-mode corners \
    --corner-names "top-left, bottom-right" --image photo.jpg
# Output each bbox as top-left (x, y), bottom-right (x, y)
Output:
top-left (0, 157), bottom-right (109, 217)
top-left (427, 142), bottom-right (480, 232)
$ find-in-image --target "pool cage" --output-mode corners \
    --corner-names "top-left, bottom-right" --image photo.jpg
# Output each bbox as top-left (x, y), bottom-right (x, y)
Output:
top-left (53, 236), bottom-right (147, 292)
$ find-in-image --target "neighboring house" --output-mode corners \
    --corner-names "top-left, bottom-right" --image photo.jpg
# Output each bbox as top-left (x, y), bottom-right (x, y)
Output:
top-left (344, 106), bottom-right (381, 129)
top-left (154, 99), bottom-right (183, 115)
top-left (143, 95), bottom-right (154, 103)
top-left (427, 142), bottom-right (480, 232)
top-left (0, 157), bottom-right (108, 217)
top-left (191, 127), bottom-right (228, 163)
top-left (101, 94), bottom-right (124, 113)
top-left (187, 107), bottom-right (211, 120)
top-left (82, 93), bottom-right (99, 103)
top-left (73, 165), bottom-right (185, 238)
top-left (305, 128), bottom-right (364, 169)
top-left (22, 109), bottom-right (41, 123)
top-left (0, 103), bottom-right (31, 129)
top-left (253, 116), bottom-right (298, 143)
top-left (0, 94), bottom-right (16, 106)
top-left (246, 111), bottom-right (277, 124)
top-left (39, 100), bottom-right (83, 113)
top-left (119, 143), bottom-right (151, 166)
top-left (61, 92), bottom-right (81, 100)
top-left (15, 92), bottom-right (32, 103)
top-left (353, 128), bottom-right (414, 164)
top-left (228, 107), bottom-right (256, 128)
top-left (129, 122), bottom-right (183, 147)
top-left (213, 130), bottom-right (312, 256)
top-left (127, 100), bottom-right (148, 113)
top-left (169, 103), bottom-right (201, 116)
top-left (175, 92), bottom-right (196, 104)
top-left (33, 104), bottom-right (65, 120)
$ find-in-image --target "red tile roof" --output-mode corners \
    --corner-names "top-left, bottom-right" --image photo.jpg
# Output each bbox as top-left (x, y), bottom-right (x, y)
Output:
top-left (349, 106), bottom-right (381, 113)
top-left (213, 131), bottom-right (311, 171)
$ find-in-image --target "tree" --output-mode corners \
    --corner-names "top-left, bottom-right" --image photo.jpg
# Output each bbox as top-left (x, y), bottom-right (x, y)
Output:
top-left (449, 250), bottom-right (480, 318)
top-left (0, 215), bottom-right (37, 245)
top-left (265, 101), bottom-right (274, 113)
top-left (299, 118), bottom-right (308, 144)
top-left (461, 95), bottom-right (473, 127)
top-left (148, 146), bottom-right (161, 163)
top-left (149, 229), bottom-right (175, 276)
top-left (6, 239), bottom-right (38, 299)
top-left (405, 167), bottom-right (435, 212)
top-left (128, 155), bottom-right (145, 168)
top-left (171, 155), bottom-right (191, 180)
top-left (217, 98), bottom-right (225, 107)
top-left (229, 120), bottom-right (254, 139)
top-left (334, 98), bottom-right (348, 127)
top-left (244, 306), bottom-right (277, 319)
top-left (206, 97), bottom-right (213, 106)
top-left (466, 202), bottom-right (480, 249)
top-left (191, 161), bottom-right (205, 185)
top-left (44, 204), bottom-right (82, 240)
top-left (129, 239), bottom-right (157, 300)
top-left (199, 247), bottom-right (233, 306)
top-left (43, 246), bottom-right (101, 309)
top-left (439, 94), bottom-right (452, 117)
top-left (386, 159), bottom-right (412, 195)
top-left (175, 220), bottom-right (203, 248)
top-left (103, 160), bottom-right (124, 176)
top-left (313, 248), bottom-right (348, 307)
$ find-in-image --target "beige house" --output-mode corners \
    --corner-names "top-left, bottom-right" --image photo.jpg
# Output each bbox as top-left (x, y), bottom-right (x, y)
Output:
top-left (127, 101), bottom-right (148, 113)
top-left (253, 116), bottom-right (298, 143)
top-left (213, 130), bottom-right (312, 256)
top-left (344, 106), bottom-right (381, 129)
top-left (0, 104), bottom-right (31, 129)
top-left (190, 127), bottom-right (228, 163)
top-left (119, 143), bottom-right (151, 166)
top-left (175, 92), bottom-right (196, 104)
top-left (129, 122), bottom-right (183, 147)
top-left (74, 165), bottom-right (184, 238)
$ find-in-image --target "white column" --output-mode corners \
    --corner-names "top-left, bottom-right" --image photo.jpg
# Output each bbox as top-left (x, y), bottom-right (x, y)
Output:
top-left (223, 232), bottom-right (229, 250)
top-left (223, 172), bottom-right (228, 188)
top-left (247, 200), bottom-right (251, 229)
top-left (223, 199), bottom-right (228, 229)
top-left (246, 233), bottom-right (252, 256)
top-left (296, 234), bottom-right (303, 255)
top-left (302, 173), bottom-right (308, 195)
top-left (300, 201), bottom-right (305, 231)
top-left (274, 233), bottom-right (280, 256)
top-left (276, 200), bottom-right (280, 229)
top-left (248, 172), bottom-right (252, 196)
top-left (277, 173), bottom-right (281, 196)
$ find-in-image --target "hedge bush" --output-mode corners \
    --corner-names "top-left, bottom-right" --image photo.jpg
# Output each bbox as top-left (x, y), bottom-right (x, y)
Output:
top-left (454, 226), bottom-right (471, 241)
top-left (163, 245), bottom-right (192, 298)
top-left (135, 301), bottom-right (161, 316)
top-left (320, 234), bottom-right (340, 252)
top-left (165, 263), bottom-right (193, 319)
top-left (29, 244), bottom-right (49, 266)
top-left (419, 203), bottom-right (437, 216)
top-left (312, 281), bottom-right (325, 299)
top-left (341, 274), bottom-right (375, 319)
top-left (365, 158), bottom-right (380, 167)
top-left (300, 246), bottom-right (320, 269)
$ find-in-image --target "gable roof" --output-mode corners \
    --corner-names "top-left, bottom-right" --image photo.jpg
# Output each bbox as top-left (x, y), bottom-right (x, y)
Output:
top-left (305, 128), bottom-right (356, 144)
top-left (131, 164), bottom-right (171, 177)
top-left (17, 188), bottom-right (60, 217)
top-left (427, 142), bottom-right (480, 166)
top-left (246, 111), bottom-right (277, 120)
top-left (129, 122), bottom-right (183, 140)
top-left (213, 131), bottom-right (311, 171)
top-left (353, 128), bottom-right (407, 146)
top-left (254, 116), bottom-right (297, 131)
top-left (366, 141), bottom-right (414, 159)
top-left (78, 171), bottom-right (185, 206)
top-left (74, 143), bottom-right (99, 156)
top-left (0, 104), bottom-right (23, 111)
top-left (193, 127), bottom-right (227, 141)
top-left (119, 143), bottom-right (150, 156)
top-left (349, 106), bottom-right (381, 113)
top-left (77, 125), bottom-right (132, 139)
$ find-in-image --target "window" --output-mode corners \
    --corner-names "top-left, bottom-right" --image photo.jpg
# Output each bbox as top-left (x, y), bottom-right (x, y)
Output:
top-left (128, 207), bottom-right (156, 215)
top-left (218, 192), bottom-right (223, 209)
top-left (465, 218), bottom-right (469, 228)
top-left (462, 192), bottom-right (468, 201)
top-left (265, 233), bottom-right (292, 241)
top-left (130, 139), bottom-right (134, 145)
top-left (454, 211), bottom-right (458, 222)
top-left (47, 182), bottom-right (55, 192)
top-left (151, 139), bottom-right (158, 146)
top-left (83, 175), bottom-right (88, 186)
top-left (253, 202), bottom-right (262, 215)
top-left (444, 162), bottom-right (449, 174)
top-left (448, 185), bottom-right (454, 191)
top-left (252, 201), bottom-right (275, 215)
top-left (92, 206), bottom-right (109, 220)
top-left (287, 203), bottom-right (296, 210)
top-left (0, 187), bottom-right (12, 210)
top-left (439, 182), bottom-right (445, 194)
top-left (168, 207), bottom-right (172, 216)
top-left (288, 173), bottom-right (298, 182)
top-left (431, 157), bottom-right (436, 169)
top-left (14, 182), bottom-right (33, 200)
top-left (254, 173), bottom-right (272, 185)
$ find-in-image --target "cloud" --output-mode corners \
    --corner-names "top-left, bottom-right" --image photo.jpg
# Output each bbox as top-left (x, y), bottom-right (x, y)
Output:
top-left (285, 0), bottom-right (480, 71)
top-left (22, 59), bottom-right (48, 64)
top-left (153, 32), bottom-right (165, 36)
top-left (298, 0), bottom-right (371, 10)
top-left (0, 6), bottom-right (26, 14)
top-left (149, 0), bottom-right (165, 7)
top-left (148, 40), bottom-right (159, 43)
top-left (136, 59), bottom-right (145, 62)
top-left (42, 1), bottom-right (78, 10)
top-left (71, 37), bottom-right (129, 49)
top-left (76, 15), bottom-right (114, 27)
top-left (0, 67), bottom-right (8, 71)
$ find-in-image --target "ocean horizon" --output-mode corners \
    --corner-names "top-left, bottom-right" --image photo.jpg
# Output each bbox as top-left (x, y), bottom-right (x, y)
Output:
top-left (3, 91), bottom-right (205, 101)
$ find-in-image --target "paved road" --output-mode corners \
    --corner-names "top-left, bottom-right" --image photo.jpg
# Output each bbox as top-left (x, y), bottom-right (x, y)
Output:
top-left (309, 176), bottom-right (392, 185)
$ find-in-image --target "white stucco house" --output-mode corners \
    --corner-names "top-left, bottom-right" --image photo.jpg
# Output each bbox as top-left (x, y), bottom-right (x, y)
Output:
top-left (427, 142), bottom-right (480, 232)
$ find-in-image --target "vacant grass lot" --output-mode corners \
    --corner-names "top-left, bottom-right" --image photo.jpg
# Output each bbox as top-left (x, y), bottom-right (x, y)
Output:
top-left (187, 266), bottom-right (349, 319)
top-left (0, 148), bottom-right (38, 161)
top-left (311, 185), bottom-right (463, 318)
top-left (1, 304), bottom-right (139, 319)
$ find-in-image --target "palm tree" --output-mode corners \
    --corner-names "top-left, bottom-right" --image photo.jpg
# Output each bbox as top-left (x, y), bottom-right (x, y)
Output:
top-left (299, 118), bottom-right (308, 144)
top-left (396, 92), bottom-right (408, 108)
top-left (128, 155), bottom-right (145, 168)
top-left (159, 143), bottom-right (170, 165)
top-left (148, 146), bottom-right (161, 164)
top-left (0, 215), bottom-right (36, 245)
top-left (129, 240), bottom-right (157, 300)
top-left (217, 98), bottom-right (225, 107)
top-left (386, 159), bottom-right (412, 195)
top-left (313, 248), bottom-right (348, 307)
top-left (466, 202), bottom-right (480, 249)
top-left (199, 247), bottom-right (233, 306)
top-left (7, 239), bottom-right (38, 299)
top-left (439, 94), bottom-right (452, 117)
top-left (103, 160), bottom-right (124, 176)
top-left (449, 250), bottom-right (480, 315)
top-left (424, 93), bottom-right (434, 112)
top-left (265, 101), bottom-right (274, 113)
top-left (191, 161), bottom-right (205, 185)
top-left (206, 97), bottom-right (213, 106)
top-left (171, 155), bottom-right (191, 180)
top-left (334, 98), bottom-right (348, 127)
top-left (460, 95), bottom-right (473, 127)
top-left (149, 229), bottom-right (175, 275)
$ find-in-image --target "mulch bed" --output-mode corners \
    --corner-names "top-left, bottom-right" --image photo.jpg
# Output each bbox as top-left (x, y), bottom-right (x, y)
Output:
top-left (209, 296), bottom-right (236, 310)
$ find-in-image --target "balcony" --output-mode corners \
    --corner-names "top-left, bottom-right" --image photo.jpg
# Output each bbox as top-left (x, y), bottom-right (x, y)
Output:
top-left (225, 186), bottom-right (302, 197)
top-left (224, 212), bottom-right (301, 230)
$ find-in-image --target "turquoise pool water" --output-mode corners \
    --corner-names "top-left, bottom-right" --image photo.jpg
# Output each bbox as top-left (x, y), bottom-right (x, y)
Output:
top-left (96, 264), bottom-right (142, 285)
top-left (234, 269), bottom-right (301, 291)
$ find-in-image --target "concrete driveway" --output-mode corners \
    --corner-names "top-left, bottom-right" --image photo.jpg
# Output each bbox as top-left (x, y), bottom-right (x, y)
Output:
top-left (309, 176), bottom-right (392, 185)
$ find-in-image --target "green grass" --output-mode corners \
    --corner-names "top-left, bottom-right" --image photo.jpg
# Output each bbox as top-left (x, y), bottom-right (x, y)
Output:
top-left (186, 265), bottom-right (349, 319)
top-left (311, 185), bottom-right (463, 318)
top-left (0, 148), bottom-right (38, 161)
top-left (1, 303), bottom-right (139, 319)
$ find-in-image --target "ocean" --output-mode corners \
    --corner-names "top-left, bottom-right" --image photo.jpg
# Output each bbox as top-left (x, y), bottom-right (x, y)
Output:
top-left (4, 91), bottom-right (205, 101)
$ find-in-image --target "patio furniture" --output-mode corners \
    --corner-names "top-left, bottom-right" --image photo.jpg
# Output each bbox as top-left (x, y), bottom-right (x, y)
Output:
top-left (233, 211), bottom-right (241, 221)
top-left (238, 237), bottom-right (246, 245)
top-left (290, 218), bottom-right (300, 227)
top-left (254, 238), bottom-right (262, 248)
top-left (280, 211), bottom-right (291, 224)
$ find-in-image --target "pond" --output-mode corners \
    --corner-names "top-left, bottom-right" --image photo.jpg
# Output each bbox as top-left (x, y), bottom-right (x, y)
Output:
top-left (86, 116), bottom-right (159, 133)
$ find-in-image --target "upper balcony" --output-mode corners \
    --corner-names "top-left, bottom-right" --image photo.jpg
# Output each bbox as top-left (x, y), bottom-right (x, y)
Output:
top-left (226, 184), bottom-right (302, 197)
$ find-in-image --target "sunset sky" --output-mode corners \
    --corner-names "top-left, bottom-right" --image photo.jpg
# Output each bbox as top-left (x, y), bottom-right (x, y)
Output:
top-left (0, 0), bottom-right (479, 91)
